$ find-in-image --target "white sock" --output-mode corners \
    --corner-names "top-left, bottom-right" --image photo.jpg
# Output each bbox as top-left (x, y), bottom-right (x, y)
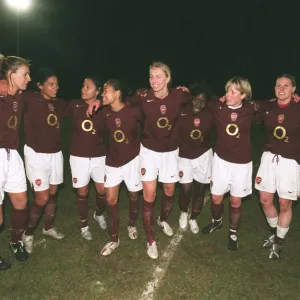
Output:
top-left (266, 216), bottom-right (278, 229)
top-left (277, 225), bottom-right (289, 239)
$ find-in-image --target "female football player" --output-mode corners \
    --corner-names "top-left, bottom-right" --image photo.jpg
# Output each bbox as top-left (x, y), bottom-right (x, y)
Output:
top-left (0, 56), bottom-right (31, 261)
top-left (202, 77), bottom-right (255, 251)
top-left (68, 77), bottom-right (107, 240)
top-left (255, 74), bottom-right (300, 259)
top-left (21, 68), bottom-right (65, 253)
top-left (99, 79), bottom-right (142, 256)
top-left (178, 84), bottom-right (214, 234)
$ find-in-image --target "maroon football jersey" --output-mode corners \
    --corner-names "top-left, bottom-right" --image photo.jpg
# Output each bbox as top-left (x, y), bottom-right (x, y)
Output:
top-left (0, 94), bottom-right (23, 149)
top-left (210, 100), bottom-right (256, 164)
top-left (132, 89), bottom-right (190, 152)
top-left (262, 100), bottom-right (300, 163)
top-left (23, 92), bottom-right (67, 153)
top-left (179, 104), bottom-right (214, 159)
top-left (105, 104), bottom-right (143, 167)
top-left (67, 99), bottom-right (106, 158)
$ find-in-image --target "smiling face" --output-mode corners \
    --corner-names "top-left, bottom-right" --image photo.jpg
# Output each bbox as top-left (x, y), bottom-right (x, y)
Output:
top-left (275, 77), bottom-right (296, 103)
top-left (101, 83), bottom-right (118, 106)
top-left (38, 76), bottom-right (59, 100)
top-left (149, 66), bottom-right (170, 93)
top-left (192, 93), bottom-right (207, 114)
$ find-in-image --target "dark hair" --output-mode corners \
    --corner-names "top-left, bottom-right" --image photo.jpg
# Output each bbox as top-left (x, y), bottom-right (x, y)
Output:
top-left (84, 77), bottom-right (102, 99)
top-left (36, 68), bottom-right (57, 85)
top-left (105, 79), bottom-right (132, 102)
top-left (190, 81), bottom-right (212, 99)
top-left (86, 77), bottom-right (102, 91)
top-left (1, 56), bottom-right (30, 79)
top-left (276, 74), bottom-right (296, 87)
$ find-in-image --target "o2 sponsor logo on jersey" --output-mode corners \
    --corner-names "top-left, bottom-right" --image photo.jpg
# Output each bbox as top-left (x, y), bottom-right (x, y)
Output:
top-left (115, 118), bottom-right (121, 128)
top-left (231, 112), bottom-right (238, 121)
top-left (160, 105), bottom-right (166, 114)
top-left (194, 118), bottom-right (200, 127)
top-left (278, 114), bottom-right (284, 124)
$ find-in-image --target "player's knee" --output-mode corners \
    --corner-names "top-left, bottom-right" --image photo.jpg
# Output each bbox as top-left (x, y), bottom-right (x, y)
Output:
top-left (77, 188), bottom-right (88, 198)
top-left (49, 185), bottom-right (58, 195)
top-left (106, 195), bottom-right (117, 205)
top-left (163, 184), bottom-right (175, 197)
top-left (143, 189), bottom-right (156, 202)
top-left (279, 200), bottom-right (292, 213)
top-left (211, 194), bottom-right (223, 204)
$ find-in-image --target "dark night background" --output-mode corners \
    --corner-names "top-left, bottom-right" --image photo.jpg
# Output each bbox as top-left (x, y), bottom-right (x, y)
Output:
top-left (0, 0), bottom-right (299, 99)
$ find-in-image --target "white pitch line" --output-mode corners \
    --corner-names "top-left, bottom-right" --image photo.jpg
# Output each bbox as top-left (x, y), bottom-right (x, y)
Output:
top-left (139, 229), bottom-right (184, 300)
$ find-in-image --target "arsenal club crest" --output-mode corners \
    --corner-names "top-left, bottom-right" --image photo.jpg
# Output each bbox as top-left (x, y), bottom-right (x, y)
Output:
top-left (194, 118), bottom-right (200, 127)
top-left (13, 101), bottom-right (18, 112)
top-left (35, 179), bottom-right (42, 186)
top-left (256, 177), bottom-right (262, 184)
top-left (141, 168), bottom-right (146, 176)
top-left (231, 112), bottom-right (237, 121)
top-left (179, 171), bottom-right (184, 178)
top-left (278, 114), bottom-right (284, 124)
top-left (115, 118), bottom-right (121, 128)
top-left (48, 103), bottom-right (54, 112)
top-left (73, 178), bottom-right (77, 184)
top-left (160, 105), bottom-right (166, 114)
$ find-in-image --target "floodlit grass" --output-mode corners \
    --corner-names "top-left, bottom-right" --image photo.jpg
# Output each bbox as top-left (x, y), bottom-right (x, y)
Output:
top-left (1, 122), bottom-right (300, 300)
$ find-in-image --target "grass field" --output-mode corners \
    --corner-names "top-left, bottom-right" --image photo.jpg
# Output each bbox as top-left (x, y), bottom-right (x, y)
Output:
top-left (1, 122), bottom-right (300, 300)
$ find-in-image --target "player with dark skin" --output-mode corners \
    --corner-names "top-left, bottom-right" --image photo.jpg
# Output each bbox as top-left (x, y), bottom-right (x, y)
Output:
top-left (178, 84), bottom-right (214, 233)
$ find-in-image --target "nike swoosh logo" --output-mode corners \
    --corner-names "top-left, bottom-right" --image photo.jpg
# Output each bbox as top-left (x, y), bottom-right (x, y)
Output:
top-left (147, 99), bottom-right (155, 102)
top-left (76, 104), bottom-right (83, 107)
top-left (288, 191), bottom-right (294, 193)
top-left (181, 113), bottom-right (187, 116)
top-left (106, 113), bottom-right (111, 117)
top-left (171, 175), bottom-right (176, 178)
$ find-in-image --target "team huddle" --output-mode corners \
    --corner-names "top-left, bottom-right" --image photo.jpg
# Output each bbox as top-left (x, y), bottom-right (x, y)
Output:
top-left (0, 56), bottom-right (299, 271)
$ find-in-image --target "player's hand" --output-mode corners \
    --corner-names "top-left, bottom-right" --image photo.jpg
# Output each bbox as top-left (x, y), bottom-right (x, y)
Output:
top-left (87, 100), bottom-right (101, 117)
top-left (136, 88), bottom-right (148, 98)
top-left (292, 93), bottom-right (300, 102)
top-left (176, 86), bottom-right (190, 92)
top-left (219, 95), bottom-right (226, 103)
top-left (0, 80), bottom-right (8, 97)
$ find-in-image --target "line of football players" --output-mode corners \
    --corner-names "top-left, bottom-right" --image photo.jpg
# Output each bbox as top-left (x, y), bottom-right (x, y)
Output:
top-left (0, 56), bottom-right (299, 271)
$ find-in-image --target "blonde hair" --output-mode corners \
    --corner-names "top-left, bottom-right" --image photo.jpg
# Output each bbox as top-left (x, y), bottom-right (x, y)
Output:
top-left (225, 76), bottom-right (252, 100)
top-left (2, 56), bottom-right (31, 80)
top-left (149, 61), bottom-right (171, 79)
